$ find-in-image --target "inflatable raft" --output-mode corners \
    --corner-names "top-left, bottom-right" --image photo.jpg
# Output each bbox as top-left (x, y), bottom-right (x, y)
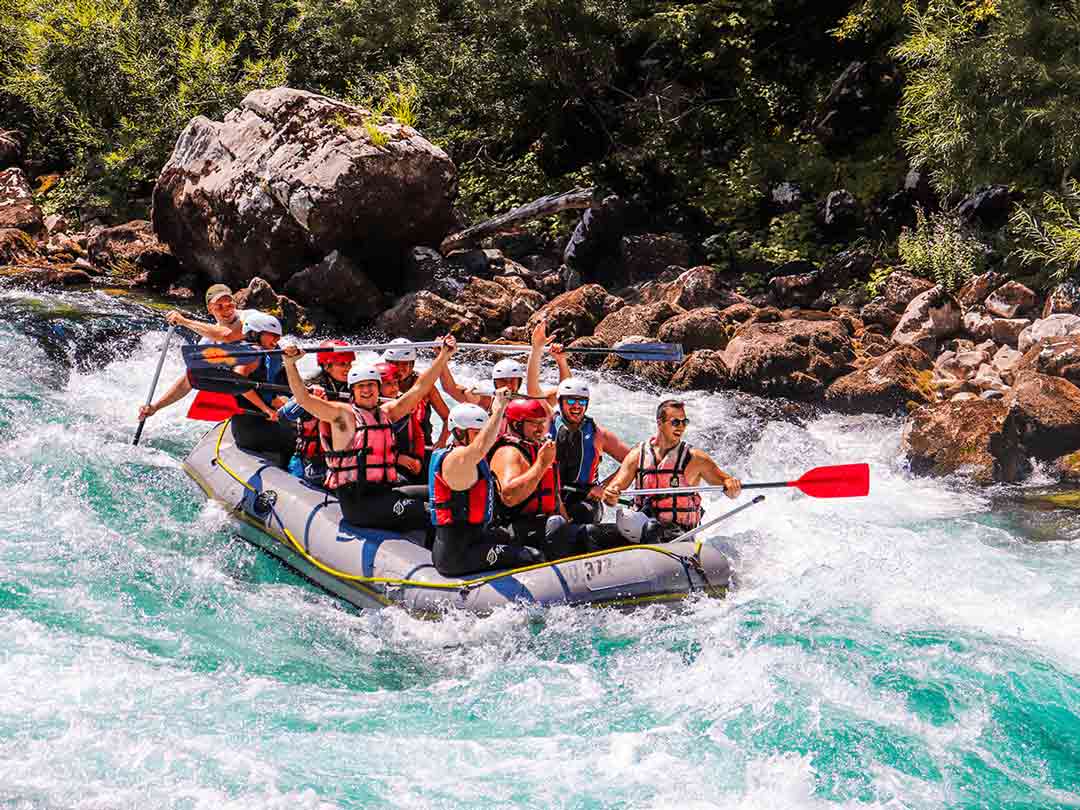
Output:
top-left (182, 420), bottom-right (732, 615)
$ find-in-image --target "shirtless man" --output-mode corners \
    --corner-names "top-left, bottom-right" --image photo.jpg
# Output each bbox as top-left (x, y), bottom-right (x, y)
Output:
top-left (603, 399), bottom-right (742, 543)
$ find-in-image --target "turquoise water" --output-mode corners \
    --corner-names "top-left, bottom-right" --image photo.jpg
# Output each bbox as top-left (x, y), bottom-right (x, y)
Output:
top-left (1, 287), bottom-right (1078, 809)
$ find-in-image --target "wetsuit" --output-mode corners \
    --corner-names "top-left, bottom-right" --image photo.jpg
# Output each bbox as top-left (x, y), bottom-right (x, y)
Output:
top-left (230, 344), bottom-right (294, 467)
top-left (551, 414), bottom-right (603, 524)
top-left (428, 448), bottom-right (543, 576)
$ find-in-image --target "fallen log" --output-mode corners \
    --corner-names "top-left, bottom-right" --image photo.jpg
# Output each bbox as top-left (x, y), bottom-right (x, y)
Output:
top-left (440, 187), bottom-right (596, 254)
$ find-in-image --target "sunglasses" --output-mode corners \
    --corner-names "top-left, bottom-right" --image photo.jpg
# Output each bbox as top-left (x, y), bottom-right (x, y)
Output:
top-left (562, 397), bottom-right (589, 407)
top-left (665, 417), bottom-right (690, 427)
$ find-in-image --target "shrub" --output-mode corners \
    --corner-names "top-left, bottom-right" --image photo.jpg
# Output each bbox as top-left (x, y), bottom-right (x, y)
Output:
top-left (1010, 182), bottom-right (1080, 283)
top-left (898, 208), bottom-right (986, 292)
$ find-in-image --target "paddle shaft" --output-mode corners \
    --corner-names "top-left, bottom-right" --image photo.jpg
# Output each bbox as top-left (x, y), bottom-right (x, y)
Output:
top-left (678, 494), bottom-right (766, 550)
top-left (193, 340), bottom-right (680, 361)
top-left (133, 325), bottom-right (175, 446)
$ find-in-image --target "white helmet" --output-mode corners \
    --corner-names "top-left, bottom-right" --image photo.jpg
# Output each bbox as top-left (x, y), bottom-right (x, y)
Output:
top-left (382, 337), bottom-right (416, 362)
top-left (616, 507), bottom-right (648, 543)
top-left (448, 403), bottom-right (488, 432)
top-left (347, 363), bottom-right (381, 386)
top-left (241, 311), bottom-right (282, 336)
top-left (492, 358), bottom-right (525, 381)
top-left (557, 377), bottom-right (591, 401)
top-left (469, 379), bottom-right (497, 397)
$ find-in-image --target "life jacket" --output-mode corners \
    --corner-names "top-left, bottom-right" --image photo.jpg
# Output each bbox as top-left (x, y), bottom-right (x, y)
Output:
top-left (296, 372), bottom-right (348, 462)
top-left (551, 414), bottom-right (600, 489)
top-left (251, 352), bottom-right (285, 407)
top-left (392, 400), bottom-right (426, 472)
top-left (633, 439), bottom-right (702, 529)
top-left (489, 433), bottom-right (559, 523)
top-left (428, 446), bottom-right (494, 527)
top-left (400, 373), bottom-right (435, 445)
top-left (319, 405), bottom-right (398, 490)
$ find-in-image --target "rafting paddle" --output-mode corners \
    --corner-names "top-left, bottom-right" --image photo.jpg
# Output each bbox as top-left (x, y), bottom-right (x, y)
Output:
top-left (133, 325), bottom-right (175, 446)
top-left (622, 463), bottom-right (870, 499)
top-left (181, 339), bottom-right (685, 370)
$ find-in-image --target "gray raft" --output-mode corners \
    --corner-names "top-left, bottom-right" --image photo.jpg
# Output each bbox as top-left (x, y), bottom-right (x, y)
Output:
top-left (183, 421), bottom-right (731, 615)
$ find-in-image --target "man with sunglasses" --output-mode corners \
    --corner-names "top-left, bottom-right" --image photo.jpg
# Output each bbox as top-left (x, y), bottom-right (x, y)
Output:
top-left (602, 399), bottom-right (741, 543)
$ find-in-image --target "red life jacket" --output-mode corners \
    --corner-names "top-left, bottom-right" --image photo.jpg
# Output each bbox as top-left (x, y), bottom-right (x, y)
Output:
top-left (633, 439), bottom-right (702, 529)
top-left (296, 374), bottom-right (347, 462)
top-left (392, 400), bottom-right (426, 470)
top-left (489, 434), bottom-right (560, 523)
top-left (319, 405), bottom-right (398, 490)
top-left (429, 447), bottom-right (494, 527)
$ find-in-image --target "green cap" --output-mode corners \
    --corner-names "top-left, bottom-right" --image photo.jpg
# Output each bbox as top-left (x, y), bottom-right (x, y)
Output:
top-left (205, 284), bottom-right (233, 307)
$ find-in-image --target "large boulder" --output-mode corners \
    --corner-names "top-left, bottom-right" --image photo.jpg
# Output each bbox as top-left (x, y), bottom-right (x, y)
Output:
top-left (592, 300), bottom-right (682, 345)
top-left (376, 290), bottom-right (483, 340)
top-left (769, 263), bottom-right (823, 308)
top-left (957, 185), bottom-right (1020, 230)
top-left (892, 286), bottom-right (961, 355)
top-left (1008, 371), bottom-right (1080, 460)
top-left (816, 189), bottom-right (861, 236)
top-left (282, 250), bottom-right (384, 326)
top-left (1017, 314), bottom-right (1080, 353)
top-left (526, 284), bottom-right (623, 342)
top-left (1015, 335), bottom-right (1080, 386)
top-left (87, 220), bottom-right (179, 288)
top-left (669, 350), bottom-right (729, 391)
top-left (233, 277), bottom-right (313, 335)
top-left (1042, 280), bottom-right (1080, 317)
top-left (957, 271), bottom-right (1003, 308)
top-left (657, 307), bottom-right (732, 352)
top-left (0, 168), bottom-right (43, 235)
top-left (663, 265), bottom-right (745, 310)
top-left (402, 246), bottom-right (469, 298)
top-left (619, 233), bottom-right (691, 281)
top-left (984, 280), bottom-right (1038, 319)
top-left (722, 318), bottom-right (855, 398)
top-left (562, 194), bottom-right (626, 277)
top-left (825, 344), bottom-right (934, 414)
top-left (902, 399), bottom-right (1027, 483)
top-left (153, 87), bottom-right (457, 289)
top-left (0, 227), bottom-right (38, 264)
top-left (459, 277), bottom-right (514, 335)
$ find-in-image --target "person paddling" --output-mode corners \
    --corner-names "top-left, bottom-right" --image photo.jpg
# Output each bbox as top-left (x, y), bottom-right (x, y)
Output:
top-left (229, 312), bottom-right (296, 465)
top-left (428, 392), bottom-right (545, 576)
top-left (603, 399), bottom-right (742, 543)
top-left (282, 335), bottom-right (457, 532)
top-left (137, 284), bottom-right (258, 421)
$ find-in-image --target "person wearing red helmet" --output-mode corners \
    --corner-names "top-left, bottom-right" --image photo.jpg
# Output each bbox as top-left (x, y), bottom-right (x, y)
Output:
top-left (277, 339), bottom-right (355, 484)
top-left (488, 396), bottom-right (580, 558)
top-left (376, 362), bottom-right (426, 484)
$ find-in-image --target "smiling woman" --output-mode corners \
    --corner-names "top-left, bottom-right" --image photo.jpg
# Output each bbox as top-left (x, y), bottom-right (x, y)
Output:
top-left (1, 289), bottom-right (1079, 808)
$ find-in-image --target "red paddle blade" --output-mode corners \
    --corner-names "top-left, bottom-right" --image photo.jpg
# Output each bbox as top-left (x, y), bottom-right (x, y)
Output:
top-left (791, 463), bottom-right (869, 498)
top-left (186, 391), bottom-right (243, 422)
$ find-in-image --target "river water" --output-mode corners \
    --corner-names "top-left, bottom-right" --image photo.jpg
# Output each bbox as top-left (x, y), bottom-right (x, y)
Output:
top-left (1, 287), bottom-right (1078, 809)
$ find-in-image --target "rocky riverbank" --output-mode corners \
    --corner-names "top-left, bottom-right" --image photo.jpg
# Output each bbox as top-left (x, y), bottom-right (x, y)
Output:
top-left (3, 89), bottom-right (1080, 487)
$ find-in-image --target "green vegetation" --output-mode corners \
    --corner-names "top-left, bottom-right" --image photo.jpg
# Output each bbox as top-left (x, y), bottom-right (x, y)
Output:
top-left (898, 209), bottom-right (986, 293)
top-left (1, 0), bottom-right (1078, 292)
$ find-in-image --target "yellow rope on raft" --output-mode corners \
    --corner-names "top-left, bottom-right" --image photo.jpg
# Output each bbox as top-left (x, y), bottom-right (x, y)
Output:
top-left (211, 420), bottom-right (702, 594)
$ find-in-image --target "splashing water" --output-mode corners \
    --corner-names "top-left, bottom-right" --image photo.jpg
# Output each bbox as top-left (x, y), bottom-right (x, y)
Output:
top-left (0, 288), bottom-right (1078, 809)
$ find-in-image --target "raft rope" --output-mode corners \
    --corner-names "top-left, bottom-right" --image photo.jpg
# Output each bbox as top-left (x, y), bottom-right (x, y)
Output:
top-left (211, 421), bottom-right (711, 595)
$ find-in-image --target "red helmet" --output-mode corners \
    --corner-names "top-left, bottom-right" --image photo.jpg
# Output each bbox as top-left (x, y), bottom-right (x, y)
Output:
top-left (316, 339), bottom-right (355, 366)
top-left (375, 362), bottom-right (400, 384)
top-left (505, 398), bottom-right (548, 423)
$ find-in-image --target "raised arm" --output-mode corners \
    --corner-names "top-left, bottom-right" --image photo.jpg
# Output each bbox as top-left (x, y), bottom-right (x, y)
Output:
top-left (597, 425), bottom-right (631, 463)
top-left (526, 320), bottom-right (559, 407)
top-left (384, 335), bottom-right (456, 422)
top-left (282, 346), bottom-right (347, 423)
top-left (441, 390), bottom-right (511, 488)
top-left (439, 364), bottom-right (477, 404)
top-left (550, 343), bottom-right (572, 383)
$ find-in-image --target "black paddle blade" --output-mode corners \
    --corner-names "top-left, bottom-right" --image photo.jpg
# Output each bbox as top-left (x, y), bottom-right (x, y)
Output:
top-left (186, 370), bottom-right (258, 395)
top-left (568, 342), bottom-right (684, 363)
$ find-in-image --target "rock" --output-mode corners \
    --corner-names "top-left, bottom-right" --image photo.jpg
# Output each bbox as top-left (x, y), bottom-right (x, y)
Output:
top-left (892, 286), bottom-right (961, 355)
top-left (233, 277), bottom-right (312, 334)
top-left (510, 290), bottom-right (547, 327)
top-left (951, 392), bottom-right (980, 402)
top-left (558, 265), bottom-right (582, 294)
top-left (990, 317), bottom-right (1030, 347)
top-left (0, 131), bottom-right (21, 169)
top-left (1008, 371), bottom-right (1080, 460)
top-left (902, 399), bottom-right (1027, 483)
top-left (956, 271), bottom-right (1002, 308)
top-left (282, 250), bottom-right (384, 326)
top-left (0, 227), bottom-right (38, 264)
top-left (718, 302), bottom-right (760, 325)
top-left (814, 61), bottom-right (899, 149)
top-left (1055, 450), bottom-right (1080, 481)
top-left (0, 168), bottom-right (43, 235)
top-left (669, 350), bottom-right (729, 391)
top-left (816, 190), bottom-right (860, 235)
top-left (448, 248), bottom-right (504, 278)
top-left (880, 271), bottom-right (935, 312)
top-left (490, 231), bottom-right (545, 260)
top-left (0, 264), bottom-right (93, 287)
top-left (860, 299), bottom-right (902, 330)
top-left (957, 185), bottom-right (1019, 230)
top-left (722, 318), bottom-right (855, 398)
top-left (519, 254), bottom-right (559, 276)
top-left (403, 246), bottom-right (469, 298)
top-left (769, 182), bottom-right (804, 213)
top-left (991, 345), bottom-right (1023, 384)
top-left (1042, 280), bottom-right (1080, 317)
top-left (1017, 314), bottom-right (1080, 353)
top-left (166, 272), bottom-right (199, 300)
top-left (657, 307), bottom-right (732, 352)
top-left (984, 280), bottom-right (1038, 318)
top-left (822, 249), bottom-right (875, 287)
top-left (152, 87), bottom-right (457, 289)
top-left (619, 233), bottom-right (691, 281)
top-left (43, 214), bottom-right (69, 236)
top-left (904, 166), bottom-right (937, 209)
top-left (962, 307), bottom-right (995, 341)
top-left (501, 326), bottom-right (529, 342)
top-left (376, 290), bottom-right (484, 341)
top-left (593, 300), bottom-right (683, 345)
top-left (972, 363), bottom-right (1008, 394)
top-left (664, 265), bottom-right (744, 310)
top-left (563, 194), bottom-right (626, 275)
top-left (1015, 335), bottom-right (1080, 386)
top-left (826, 344), bottom-right (933, 413)
top-left (769, 265), bottom-right (823, 308)
top-left (526, 284), bottom-right (624, 342)
top-left (458, 277), bottom-right (515, 335)
top-left (87, 220), bottom-right (178, 287)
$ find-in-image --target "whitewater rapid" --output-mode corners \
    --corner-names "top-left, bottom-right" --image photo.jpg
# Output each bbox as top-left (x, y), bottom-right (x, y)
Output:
top-left (0, 288), bottom-right (1077, 809)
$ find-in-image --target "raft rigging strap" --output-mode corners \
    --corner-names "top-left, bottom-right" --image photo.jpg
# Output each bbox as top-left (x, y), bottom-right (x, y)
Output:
top-left (210, 421), bottom-right (708, 595)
